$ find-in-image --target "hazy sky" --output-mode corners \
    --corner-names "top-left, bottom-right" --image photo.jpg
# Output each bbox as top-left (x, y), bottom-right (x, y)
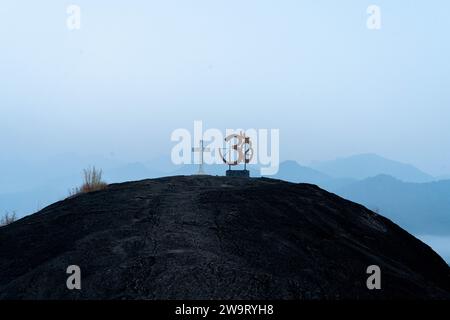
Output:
top-left (1, 1), bottom-right (450, 175)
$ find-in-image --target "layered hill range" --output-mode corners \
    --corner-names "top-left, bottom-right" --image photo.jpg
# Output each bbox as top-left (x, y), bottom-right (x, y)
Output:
top-left (0, 176), bottom-right (449, 299)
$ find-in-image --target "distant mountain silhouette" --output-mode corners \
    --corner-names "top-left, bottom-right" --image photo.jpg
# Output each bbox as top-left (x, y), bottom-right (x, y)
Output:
top-left (311, 154), bottom-right (434, 183)
top-left (437, 174), bottom-right (450, 181)
top-left (273, 160), bottom-right (330, 183)
top-left (335, 175), bottom-right (450, 235)
top-left (272, 161), bottom-right (356, 190)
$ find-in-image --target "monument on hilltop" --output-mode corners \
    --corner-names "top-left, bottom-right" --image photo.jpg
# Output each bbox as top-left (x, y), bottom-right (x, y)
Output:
top-left (219, 132), bottom-right (253, 178)
top-left (191, 139), bottom-right (210, 175)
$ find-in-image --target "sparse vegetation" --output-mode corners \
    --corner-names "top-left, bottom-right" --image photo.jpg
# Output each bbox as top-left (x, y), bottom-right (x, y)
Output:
top-left (1, 211), bottom-right (17, 226)
top-left (69, 166), bottom-right (107, 196)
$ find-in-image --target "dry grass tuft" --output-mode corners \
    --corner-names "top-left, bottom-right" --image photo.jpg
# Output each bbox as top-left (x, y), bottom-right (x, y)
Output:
top-left (1, 211), bottom-right (17, 226)
top-left (69, 166), bottom-right (107, 196)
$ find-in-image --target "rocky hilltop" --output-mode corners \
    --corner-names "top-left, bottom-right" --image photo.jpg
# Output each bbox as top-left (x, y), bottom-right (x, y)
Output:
top-left (0, 176), bottom-right (449, 299)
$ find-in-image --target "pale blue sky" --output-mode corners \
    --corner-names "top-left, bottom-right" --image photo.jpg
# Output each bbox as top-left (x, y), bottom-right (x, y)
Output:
top-left (1, 1), bottom-right (449, 175)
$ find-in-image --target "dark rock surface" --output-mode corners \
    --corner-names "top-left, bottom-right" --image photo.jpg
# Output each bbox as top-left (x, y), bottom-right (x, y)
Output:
top-left (0, 176), bottom-right (449, 299)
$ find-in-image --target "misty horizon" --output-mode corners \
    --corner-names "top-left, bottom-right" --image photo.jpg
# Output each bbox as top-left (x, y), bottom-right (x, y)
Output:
top-left (1, 1), bottom-right (450, 177)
